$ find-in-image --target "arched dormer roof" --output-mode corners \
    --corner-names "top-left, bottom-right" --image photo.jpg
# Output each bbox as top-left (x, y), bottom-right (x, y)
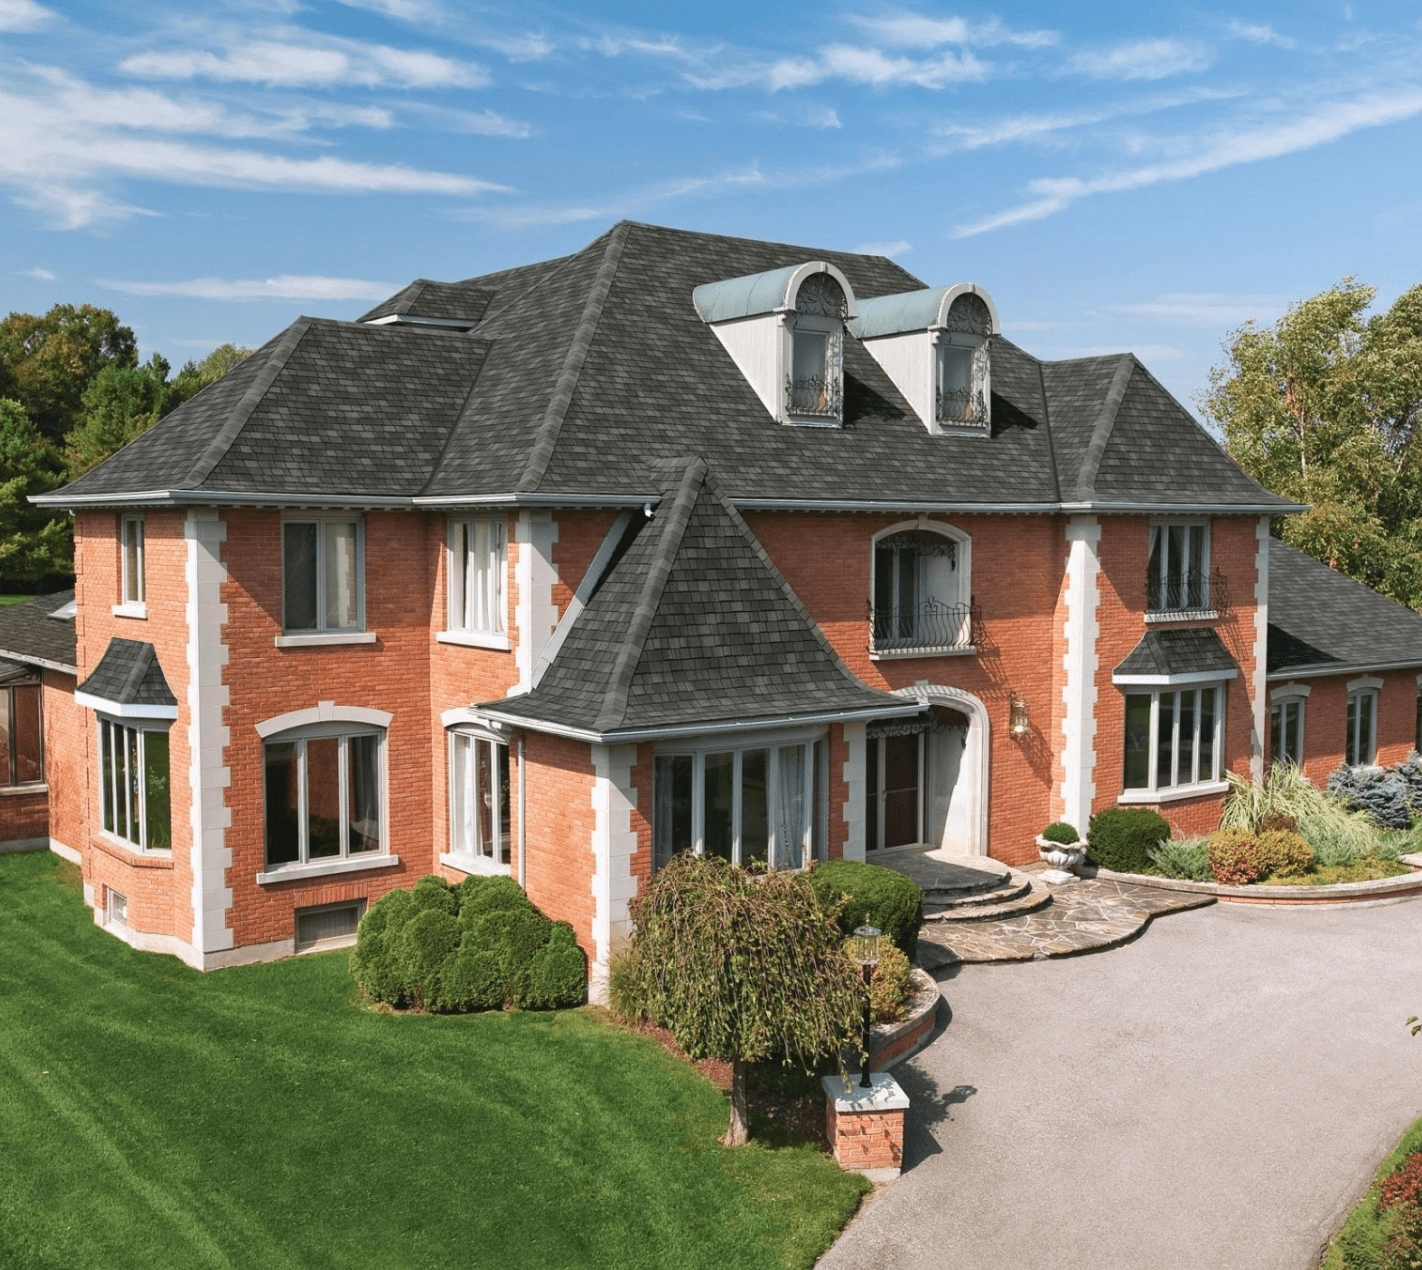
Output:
top-left (851, 283), bottom-right (999, 340)
top-left (692, 261), bottom-right (858, 324)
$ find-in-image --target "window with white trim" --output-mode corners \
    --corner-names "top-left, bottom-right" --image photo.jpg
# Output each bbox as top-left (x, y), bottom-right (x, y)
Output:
top-left (1147, 521), bottom-right (1211, 613)
top-left (1123, 685), bottom-right (1224, 794)
top-left (871, 526), bottom-right (969, 654)
top-left (935, 293), bottom-right (992, 428)
top-left (0, 676), bottom-right (43, 786)
top-left (100, 719), bottom-right (171, 850)
top-left (785, 274), bottom-right (846, 423)
top-left (449, 731), bottom-right (510, 864)
top-left (1271, 697), bottom-right (1304, 767)
top-left (653, 736), bottom-right (827, 871)
top-left (282, 518), bottom-right (363, 634)
top-left (1346, 689), bottom-right (1378, 766)
top-left (264, 726), bottom-right (383, 867)
top-left (121, 516), bottom-right (144, 606)
top-left (447, 520), bottom-right (506, 635)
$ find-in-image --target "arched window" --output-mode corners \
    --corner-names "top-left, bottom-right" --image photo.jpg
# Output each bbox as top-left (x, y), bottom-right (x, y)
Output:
top-left (262, 721), bottom-right (386, 869)
top-left (786, 273), bottom-right (847, 422)
top-left (871, 525), bottom-right (972, 655)
top-left (937, 293), bottom-right (992, 427)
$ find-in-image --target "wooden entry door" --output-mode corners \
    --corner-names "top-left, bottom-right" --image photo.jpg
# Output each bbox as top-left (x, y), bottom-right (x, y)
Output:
top-left (881, 733), bottom-right (921, 848)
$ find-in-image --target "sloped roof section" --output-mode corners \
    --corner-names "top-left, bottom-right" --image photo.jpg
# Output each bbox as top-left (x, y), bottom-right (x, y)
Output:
top-left (38, 220), bottom-right (1300, 514)
top-left (1114, 627), bottom-right (1240, 681)
top-left (1267, 539), bottom-right (1422, 676)
top-left (0, 591), bottom-right (76, 674)
top-left (479, 459), bottom-right (914, 739)
top-left (357, 279), bottom-right (493, 327)
top-left (77, 639), bottom-right (177, 713)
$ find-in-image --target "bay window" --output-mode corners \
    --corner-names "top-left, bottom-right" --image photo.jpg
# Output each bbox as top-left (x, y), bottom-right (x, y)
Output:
top-left (449, 731), bottom-right (510, 866)
top-left (1271, 697), bottom-right (1304, 767)
top-left (282, 518), bottom-right (363, 634)
top-left (1123, 684), bottom-right (1224, 796)
top-left (653, 735), bottom-right (826, 871)
top-left (1346, 688), bottom-right (1378, 767)
top-left (100, 719), bottom-right (171, 851)
top-left (264, 728), bottom-right (383, 868)
top-left (447, 519), bottom-right (506, 635)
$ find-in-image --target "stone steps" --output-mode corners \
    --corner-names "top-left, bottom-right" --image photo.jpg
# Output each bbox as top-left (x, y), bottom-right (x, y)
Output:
top-left (922, 873), bottom-right (1032, 911)
top-left (924, 878), bottom-right (1053, 923)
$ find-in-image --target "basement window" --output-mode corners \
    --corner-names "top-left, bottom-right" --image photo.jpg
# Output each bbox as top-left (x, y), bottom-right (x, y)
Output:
top-left (295, 900), bottom-right (366, 953)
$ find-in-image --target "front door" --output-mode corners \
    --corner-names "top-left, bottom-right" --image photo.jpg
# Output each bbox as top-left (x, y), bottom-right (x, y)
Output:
top-left (881, 733), bottom-right (921, 847)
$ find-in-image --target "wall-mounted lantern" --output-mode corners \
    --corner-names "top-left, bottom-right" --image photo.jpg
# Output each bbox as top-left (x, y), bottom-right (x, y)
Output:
top-left (1009, 693), bottom-right (1030, 737)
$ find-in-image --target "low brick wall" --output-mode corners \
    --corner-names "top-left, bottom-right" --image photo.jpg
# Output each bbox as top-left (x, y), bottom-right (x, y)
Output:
top-left (822, 1072), bottom-right (909, 1182)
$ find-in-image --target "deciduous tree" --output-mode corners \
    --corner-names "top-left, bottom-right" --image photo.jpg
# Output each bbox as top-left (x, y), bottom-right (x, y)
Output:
top-left (0, 400), bottom-right (68, 581)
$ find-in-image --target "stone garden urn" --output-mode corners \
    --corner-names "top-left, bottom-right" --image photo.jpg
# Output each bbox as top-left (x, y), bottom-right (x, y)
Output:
top-left (1035, 833), bottom-right (1085, 884)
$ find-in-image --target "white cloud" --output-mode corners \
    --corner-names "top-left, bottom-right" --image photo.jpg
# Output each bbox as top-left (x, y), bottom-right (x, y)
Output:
top-left (1112, 292), bottom-right (1284, 324)
top-left (1068, 38), bottom-right (1212, 81)
top-left (699, 43), bottom-right (987, 91)
top-left (407, 104), bottom-right (532, 137)
top-left (120, 33), bottom-right (487, 89)
top-left (849, 13), bottom-right (1058, 49)
top-left (20, 266), bottom-right (55, 279)
top-left (854, 239), bottom-right (911, 257)
top-left (483, 33), bottom-right (554, 61)
top-left (1227, 20), bottom-right (1296, 49)
top-left (99, 274), bottom-right (394, 300)
top-left (0, 0), bottom-right (51, 31)
top-left (332, 0), bottom-right (445, 24)
top-left (954, 89), bottom-right (1422, 236)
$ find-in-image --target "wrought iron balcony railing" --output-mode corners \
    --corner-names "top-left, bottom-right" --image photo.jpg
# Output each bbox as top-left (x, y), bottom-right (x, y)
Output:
top-left (785, 374), bottom-right (842, 419)
top-left (1147, 568), bottom-right (1229, 615)
top-left (869, 600), bottom-right (981, 654)
top-left (935, 386), bottom-right (988, 427)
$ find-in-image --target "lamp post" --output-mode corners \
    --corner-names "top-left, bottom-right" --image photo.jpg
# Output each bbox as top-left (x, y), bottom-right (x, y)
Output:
top-left (848, 924), bottom-right (883, 1089)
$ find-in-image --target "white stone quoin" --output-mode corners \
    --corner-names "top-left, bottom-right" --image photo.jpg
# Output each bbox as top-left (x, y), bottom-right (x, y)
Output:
top-left (589, 742), bottom-right (639, 1005)
top-left (1060, 515), bottom-right (1101, 831)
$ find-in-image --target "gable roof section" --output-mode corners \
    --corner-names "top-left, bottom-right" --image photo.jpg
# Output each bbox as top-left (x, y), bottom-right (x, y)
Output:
top-left (0, 591), bottom-right (76, 674)
top-left (1267, 539), bottom-right (1422, 678)
top-left (478, 459), bottom-right (916, 740)
top-left (76, 638), bottom-right (178, 718)
top-left (39, 220), bottom-right (1300, 515)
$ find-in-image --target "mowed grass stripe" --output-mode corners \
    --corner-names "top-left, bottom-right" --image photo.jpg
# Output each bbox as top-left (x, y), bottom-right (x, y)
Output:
top-left (0, 853), bottom-right (866, 1269)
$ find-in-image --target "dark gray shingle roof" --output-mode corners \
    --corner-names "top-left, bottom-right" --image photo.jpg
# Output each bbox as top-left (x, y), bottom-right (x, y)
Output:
top-left (1268, 539), bottom-right (1422, 676)
top-left (479, 459), bottom-right (909, 738)
top-left (357, 279), bottom-right (493, 326)
top-left (0, 591), bottom-right (76, 673)
top-left (77, 639), bottom-right (177, 709)
top-left (1114, 627), bottom-right (1240, 680)
top-left (41, 221), bottom-right (1294, 514)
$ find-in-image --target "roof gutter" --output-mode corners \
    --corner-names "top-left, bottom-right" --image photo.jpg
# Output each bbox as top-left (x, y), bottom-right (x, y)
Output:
top-left (0, 648), bottom-right (77, 676)
top-left (1267, 659), bottom-right (1422, 681)
top-left (31, 489), bottom-right (661, 511)
top-left (731, 498), bottom-right (1307, 515)
top-left (469, 699), bottom-right (926, 744)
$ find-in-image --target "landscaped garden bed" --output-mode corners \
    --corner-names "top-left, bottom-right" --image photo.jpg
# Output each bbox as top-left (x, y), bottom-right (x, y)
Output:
top-left (1079, 765), bottom-right (1422, 903)
top-left (0, 851), bottom-right (868, 1270)
top-left (1321, 1115), bottom-right (1422, 1268)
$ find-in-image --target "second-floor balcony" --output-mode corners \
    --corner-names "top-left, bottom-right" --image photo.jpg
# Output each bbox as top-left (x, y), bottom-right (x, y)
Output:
top-left (1147, 567), bottom-right (1229, 618)
top-left (869, 599), bottom-right (981, 657)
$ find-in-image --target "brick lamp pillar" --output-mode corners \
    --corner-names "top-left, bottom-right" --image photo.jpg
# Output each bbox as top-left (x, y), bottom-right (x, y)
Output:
top-left (822, 1072), bottom-right (910, 1182)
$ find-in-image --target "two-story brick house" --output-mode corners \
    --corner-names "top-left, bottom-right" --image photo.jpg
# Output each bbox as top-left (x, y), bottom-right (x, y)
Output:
top-left (19, 221), bottom-right (1422, 993)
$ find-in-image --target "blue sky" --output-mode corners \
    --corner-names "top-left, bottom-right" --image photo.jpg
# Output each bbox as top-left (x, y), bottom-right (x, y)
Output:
top-left (3, 0), bottom-right (1421, 417)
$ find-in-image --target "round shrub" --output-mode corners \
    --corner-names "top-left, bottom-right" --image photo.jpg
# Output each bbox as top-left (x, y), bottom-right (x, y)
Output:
top-left (1208, 829), bottom-right (1266, 886)
top-left (1149, 837), bottom-right (1213, 882)
top-left (1327, 765), bottom-right (1413, 831)
top-left (1256, 828), bottom-right (1314, 878)
top-left (1086, 808), bottom-right (1171, 874)
top-left (393, 908), bottom-right (461, 1007)
top-left (411, 874), bottom-right (457, 915)
top-left (516, 924), bottom-right (587, 1010)
top-left (866, 942), bottom-right (913, 1024)
top-left (351, 887), bottom-right (419, 1005)
top-left (1258, 811), bottom-right (1299, 834)
top-left (458, 874), bottom-right (534, 921)
top-left (807, 859), bottom-right (923, 957)
top-left (1040, 821), bottom-right (1080, 845)
top-left (430, 946), bottom-right (506, 1013)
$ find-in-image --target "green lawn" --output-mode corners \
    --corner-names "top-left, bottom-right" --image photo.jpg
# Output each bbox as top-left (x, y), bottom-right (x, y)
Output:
top-left (0, 852), bottom-right (867, 1270)
top-left (0, 595), bottom-right (36, 607)
top-left (1322, 1114), bottom-right (1422, 1269)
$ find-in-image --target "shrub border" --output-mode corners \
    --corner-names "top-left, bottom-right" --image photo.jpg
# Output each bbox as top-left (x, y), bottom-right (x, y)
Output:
top-left (1085, 863), bottom-right (1422, 906)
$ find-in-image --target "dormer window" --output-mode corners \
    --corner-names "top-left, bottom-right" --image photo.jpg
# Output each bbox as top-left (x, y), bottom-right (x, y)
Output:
top-left (786, 273), bottom-right (846, 422)
top-left (936, 293), bottom-right (992, 427)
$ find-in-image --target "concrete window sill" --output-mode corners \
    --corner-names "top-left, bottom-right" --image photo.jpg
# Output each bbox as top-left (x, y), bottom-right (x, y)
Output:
top-left (256, 854), bottom-right (400, 886)
top-left (439, 851), bottom-right (512, 878)
top-left (436, 630), bottom-right (512, 651)
top-left (1118, 780), bottom-right (1229, 806)
top-left (112, 603), bottom-right (148, 620)
top-left (274, 632), bottom-right (377, 649)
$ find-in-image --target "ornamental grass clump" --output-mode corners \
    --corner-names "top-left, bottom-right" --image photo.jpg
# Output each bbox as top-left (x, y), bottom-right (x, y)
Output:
top-left (611, 853), bottom-right (863, 1147)
top-left (1223, 766), bottom-right (1378, 866)
top-left (352, 874), bottom-right (585, 1013)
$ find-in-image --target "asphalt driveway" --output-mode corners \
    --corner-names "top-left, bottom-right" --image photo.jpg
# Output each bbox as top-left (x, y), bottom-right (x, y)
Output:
top-left (822, 896), bottom-right (1422, 1270)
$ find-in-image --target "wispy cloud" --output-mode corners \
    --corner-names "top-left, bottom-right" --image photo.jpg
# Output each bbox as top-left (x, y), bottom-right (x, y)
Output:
top-left (1068, 38), bottom-right (1212, 81)
top-left (99, 274), bottom-right (393, 300)
top-left (1227, 20), bottom-right (1297, 50)
top-left (0, 0), bottom-right (51, 31)
top-left (695, 44), bottom-right (987, 91)
top-left (1112, 292), bottom-right (1284, 324)
top-left (848, 13), bottom-right (1057, 49)
top-left (20, 266), bottom-right (55, 279)
top-left (854, 238), bottom-right (911, 257)
top-left (954, 89), bottom-right (1422, 236)
top-left (405, 103), bottom-right (531, 137)
top-left (332, 0), bottom-right (445, 24)
top-left (121, 32), bottom-right (487, 89)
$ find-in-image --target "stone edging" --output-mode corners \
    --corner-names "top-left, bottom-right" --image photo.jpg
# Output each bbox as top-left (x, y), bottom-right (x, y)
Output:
top-left (1088, 865), bottom-right (1422, 906)
top-left (869, 968), bottom-right (940, 1070)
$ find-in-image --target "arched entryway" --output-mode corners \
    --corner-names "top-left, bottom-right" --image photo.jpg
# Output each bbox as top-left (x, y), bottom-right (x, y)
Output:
top-left (864, 685), bottom-right (989, 857)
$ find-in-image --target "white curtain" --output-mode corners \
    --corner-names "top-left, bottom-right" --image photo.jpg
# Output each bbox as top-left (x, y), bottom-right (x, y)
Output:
top-left (776, 745), bottom-right (806, 869)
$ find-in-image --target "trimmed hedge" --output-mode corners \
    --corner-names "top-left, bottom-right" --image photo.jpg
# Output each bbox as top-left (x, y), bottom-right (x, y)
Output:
top-left (352, 874), bottom-right (586, 1013)
top-left (807, 860), bottom-right (923, 958)
top-left (1086, 808), bottom-right (1170, 874)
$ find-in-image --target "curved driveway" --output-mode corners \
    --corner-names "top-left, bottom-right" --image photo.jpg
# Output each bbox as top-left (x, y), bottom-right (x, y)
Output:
top-left (822, 897), bottom-right (1422, 1270)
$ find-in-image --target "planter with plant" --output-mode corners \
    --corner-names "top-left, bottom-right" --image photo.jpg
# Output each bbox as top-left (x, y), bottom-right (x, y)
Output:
top-left (1035, 821), bottom-right (1084, 880)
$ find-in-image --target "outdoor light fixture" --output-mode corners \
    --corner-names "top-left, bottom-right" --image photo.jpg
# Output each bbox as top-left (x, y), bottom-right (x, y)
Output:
top-left (1009, 693), bottom-right (1030, 736)
top-left (849, 925), bottom-right (883, 1088)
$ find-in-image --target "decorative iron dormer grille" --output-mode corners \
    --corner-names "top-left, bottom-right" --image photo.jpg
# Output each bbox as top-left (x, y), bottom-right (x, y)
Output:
top-left (786, 273), bottom-right (847, 422)
top-left (936, 296), bottom-right (992, 429)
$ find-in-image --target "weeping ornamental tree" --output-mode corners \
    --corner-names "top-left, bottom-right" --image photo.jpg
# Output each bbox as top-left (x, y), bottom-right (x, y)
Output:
top-left (612, 855), bottom-right (862, 1147)
top-left (1204, 280), bottom-right (1422, 608)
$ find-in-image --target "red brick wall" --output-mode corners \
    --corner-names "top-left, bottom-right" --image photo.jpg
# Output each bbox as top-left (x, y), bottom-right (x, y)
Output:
top-left (1283, 670), bottom-right (1418, 785)
top-left (522, 731), bottom-right (596, 958)
top-left (43, 673), bottom-right (83, 854)
top-left (0, 788), bottom-right (47, 843)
